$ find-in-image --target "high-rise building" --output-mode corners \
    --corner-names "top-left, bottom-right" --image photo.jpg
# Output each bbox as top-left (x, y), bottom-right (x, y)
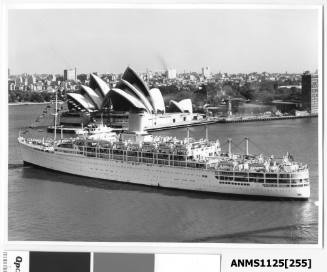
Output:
top-left (301, 71), bottom-right (318, 114)
top-left (202, 66), bottom-right (211, 79)
top-left (64, 68), bottom-right (77, 81)
top-left (167, 68), bottom-right (177, 79)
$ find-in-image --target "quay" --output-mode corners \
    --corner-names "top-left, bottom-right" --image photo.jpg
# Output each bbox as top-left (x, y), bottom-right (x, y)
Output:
top-left (219, 113), bottom-right (317, 123)
top-left (47, 113), bottom-right (317, 134)
top-left (146, 113), bottom-right (317, 131)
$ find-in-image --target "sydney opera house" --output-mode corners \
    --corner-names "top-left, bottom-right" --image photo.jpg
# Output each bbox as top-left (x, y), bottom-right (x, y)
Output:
top-left (61, 67), bottom-right (202, 131)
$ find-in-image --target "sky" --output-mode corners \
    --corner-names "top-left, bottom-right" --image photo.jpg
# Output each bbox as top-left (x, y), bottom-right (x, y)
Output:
top-left (8, 8), bottom-right (320, 75)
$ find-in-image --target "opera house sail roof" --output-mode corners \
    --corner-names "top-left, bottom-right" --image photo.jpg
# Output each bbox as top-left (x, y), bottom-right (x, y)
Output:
top-left (89, 73), bottom-right (110, 98)
top-left (115, 79), bottom-right (154, 113)
top-left (67, 92), bottom-right (96, 112)
top-left (149, 88), bottom-right (165, 113)
top-left (66, 66), bottom-right (192, 115)
top-left (80, 85), bottom-right (102, 110)
top-left (169, 99), bottom-right (193, 113)
top-left (122, 66), bottom-right (151, 99)
top-left (108, 88), bottom-right (148, 112)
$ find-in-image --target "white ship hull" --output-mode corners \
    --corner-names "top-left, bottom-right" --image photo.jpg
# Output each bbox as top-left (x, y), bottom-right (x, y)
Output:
top-left (19, 142), bottom-right (310, 199)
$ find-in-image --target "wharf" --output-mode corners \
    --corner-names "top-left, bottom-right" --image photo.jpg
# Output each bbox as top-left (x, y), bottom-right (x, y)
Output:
top-left (219, 114), bottom-right (317, 123)
top-left (146, 114), bottom-right (317, 131)
top-left (47, 114), bottom-right (317, 134)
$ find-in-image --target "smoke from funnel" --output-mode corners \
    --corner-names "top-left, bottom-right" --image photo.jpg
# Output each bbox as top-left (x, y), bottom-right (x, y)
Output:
top-left (157, 54), bottom-right (168, 70)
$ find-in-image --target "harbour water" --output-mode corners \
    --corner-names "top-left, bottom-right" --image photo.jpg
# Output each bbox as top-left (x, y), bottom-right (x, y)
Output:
top-left (8, 104), bottom-right (319, 243)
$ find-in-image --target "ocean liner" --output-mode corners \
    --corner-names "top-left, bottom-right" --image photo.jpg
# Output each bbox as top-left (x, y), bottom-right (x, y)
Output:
top-left (18, 113), bottom-right (310, 199)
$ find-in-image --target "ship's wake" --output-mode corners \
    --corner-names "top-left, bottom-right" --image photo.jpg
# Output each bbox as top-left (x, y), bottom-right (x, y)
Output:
top-left (184, 222), bottom-right (318, 244)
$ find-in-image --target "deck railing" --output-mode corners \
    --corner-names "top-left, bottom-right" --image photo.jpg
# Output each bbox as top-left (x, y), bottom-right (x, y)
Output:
top-left (54, 145), bottom-right (212, 170)
top-left (214, 169), bottom-right (309, 187)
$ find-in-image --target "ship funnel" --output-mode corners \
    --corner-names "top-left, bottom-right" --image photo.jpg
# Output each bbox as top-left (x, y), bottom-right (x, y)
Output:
top-left (245, 137), bottom-right (249, 156)
top-left (128, 109), bottom-right (148, 132)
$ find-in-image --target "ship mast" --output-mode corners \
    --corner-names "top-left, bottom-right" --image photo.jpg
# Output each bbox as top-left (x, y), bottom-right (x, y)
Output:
top-left (228, 138), bottom-right (232, 157)
top-left (186, 127), bottom-right (190, 144)
top-left (245, 137), bottom-right (249, 155)
top-left (54, 90), bottom-right (58, 141)
top-left (205, 125), bottom-right (208, 141)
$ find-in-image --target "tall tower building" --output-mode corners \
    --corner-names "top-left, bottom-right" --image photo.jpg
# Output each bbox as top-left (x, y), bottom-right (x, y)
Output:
top-left (202, 66), bottom-right (211, 79)
top-left (64, 68), bottom-right (77, 81)
top-left (166, 68), bottom-right (177, 79)
top-left (301, 71), bottom-right (318, 114)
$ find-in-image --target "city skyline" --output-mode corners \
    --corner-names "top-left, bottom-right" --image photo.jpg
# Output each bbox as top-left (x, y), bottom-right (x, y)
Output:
top-left (7, 68), bottom-right (314, 77)
top-left (9, 8), bottom-right (320, 75)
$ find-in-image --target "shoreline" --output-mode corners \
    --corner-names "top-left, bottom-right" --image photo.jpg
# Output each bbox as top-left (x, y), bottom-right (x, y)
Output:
top-left (9, 102), bottom-right (51, 106)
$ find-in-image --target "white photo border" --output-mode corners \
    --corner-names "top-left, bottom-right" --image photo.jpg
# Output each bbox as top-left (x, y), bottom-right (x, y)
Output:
top-left (1, 0), bottom-right (324, 261)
